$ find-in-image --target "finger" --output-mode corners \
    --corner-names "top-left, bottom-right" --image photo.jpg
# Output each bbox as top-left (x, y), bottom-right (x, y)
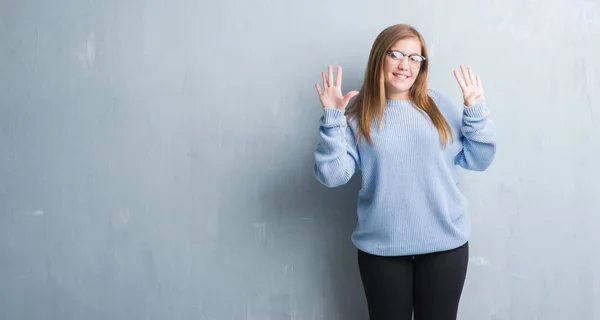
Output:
top-left (476, 75), bottom-right (482, 88)
top-left (461, 65), bottom-right (471, 86)
top-left (328, 65), bottom-right (334, 87)
top-left (322, 71), bottom-right (328, 88)
top-left (468, 67), bottom-right (477, 87)
top-left (315, 82), bottom-right (322, 95)
top-left (453, 69), bottom-right (466, 91)
top-left (336, 66), bottom-right (342, 88)
top-left (343, 90), bottom-right (359, 104)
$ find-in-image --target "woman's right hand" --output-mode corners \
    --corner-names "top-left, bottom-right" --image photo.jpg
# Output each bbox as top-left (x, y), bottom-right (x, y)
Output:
top-left (315, 65), bottom-right (359, 111)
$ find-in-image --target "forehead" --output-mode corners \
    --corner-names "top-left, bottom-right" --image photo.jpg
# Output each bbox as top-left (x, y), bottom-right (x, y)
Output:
top-left (389, 37), bottom-right (422, 54)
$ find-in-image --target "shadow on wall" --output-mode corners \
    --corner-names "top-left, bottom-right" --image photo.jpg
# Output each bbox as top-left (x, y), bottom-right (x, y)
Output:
top-left (195, 82), bottom-right (369, 318)
top-left (194, 139), bottom-right (367, 319)
top-left (259, 147), bottom-right (367, 320)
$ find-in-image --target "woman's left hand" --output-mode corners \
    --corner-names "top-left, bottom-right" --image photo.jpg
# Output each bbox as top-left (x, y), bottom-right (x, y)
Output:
top-left (453, 65), bottom-right (485, 107)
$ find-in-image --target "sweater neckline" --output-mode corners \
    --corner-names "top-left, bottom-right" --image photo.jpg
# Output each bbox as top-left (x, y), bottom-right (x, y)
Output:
top-left (386, 99), bottom-right (413, 107)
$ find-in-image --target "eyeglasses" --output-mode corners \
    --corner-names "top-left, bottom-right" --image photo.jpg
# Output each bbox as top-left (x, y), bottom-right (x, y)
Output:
top-left (386, 50), bottom-right (426, 68)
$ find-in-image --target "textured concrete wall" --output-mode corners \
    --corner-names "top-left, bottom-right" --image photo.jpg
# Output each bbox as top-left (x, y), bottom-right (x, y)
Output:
top-left (1, 0), bottom-right (599, 319)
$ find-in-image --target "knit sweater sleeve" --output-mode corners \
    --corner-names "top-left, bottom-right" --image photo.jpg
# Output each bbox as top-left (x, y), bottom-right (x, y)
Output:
top-left (455, 99), bottom-right (497, 171)
top-left (313, 108), bottom-right (361, 188)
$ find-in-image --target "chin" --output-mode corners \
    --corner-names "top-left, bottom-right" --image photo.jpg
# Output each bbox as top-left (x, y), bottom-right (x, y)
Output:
top-left (393, 85), bottom-right (410, 92)
top-left (391, 85), bottom-right (411, 94)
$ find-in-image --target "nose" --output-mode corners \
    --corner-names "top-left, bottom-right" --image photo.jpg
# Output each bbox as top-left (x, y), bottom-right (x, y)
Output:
top-left (398, 58), bottom-right (410, 70)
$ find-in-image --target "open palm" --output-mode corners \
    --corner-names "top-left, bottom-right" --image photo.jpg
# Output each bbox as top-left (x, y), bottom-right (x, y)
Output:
top-left (453, 65), bottom-right (485, 107)
top-left (315, 65), bottom-right (359, 111)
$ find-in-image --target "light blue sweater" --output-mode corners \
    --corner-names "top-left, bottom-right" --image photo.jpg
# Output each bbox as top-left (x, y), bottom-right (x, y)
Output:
top-left (313, 89), bottom-right (496, 256)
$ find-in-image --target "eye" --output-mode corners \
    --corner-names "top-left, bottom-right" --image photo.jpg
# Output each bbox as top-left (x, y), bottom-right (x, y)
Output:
top-left (410, 55), bottom-right (424, 62)
top-left (389, 51), bottom-right (404, 59)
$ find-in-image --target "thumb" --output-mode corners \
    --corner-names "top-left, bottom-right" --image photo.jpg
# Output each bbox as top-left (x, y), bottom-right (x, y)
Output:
top-left (343, 91), bottom-right (359, 104)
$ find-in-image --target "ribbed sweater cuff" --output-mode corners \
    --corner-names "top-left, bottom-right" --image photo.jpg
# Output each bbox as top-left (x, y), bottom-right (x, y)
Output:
top-left (321, 108), bottom-right (347, 127)
top-left (463, 99), bottom-right (488, 118)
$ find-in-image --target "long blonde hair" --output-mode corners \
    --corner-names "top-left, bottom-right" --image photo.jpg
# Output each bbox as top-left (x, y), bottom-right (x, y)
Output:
top-left (346, 24), bottom-right (454, 147)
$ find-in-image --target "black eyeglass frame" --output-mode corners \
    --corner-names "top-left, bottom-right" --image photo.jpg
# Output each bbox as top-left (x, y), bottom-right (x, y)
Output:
top-left (386, 50), bottom-right (427, 64)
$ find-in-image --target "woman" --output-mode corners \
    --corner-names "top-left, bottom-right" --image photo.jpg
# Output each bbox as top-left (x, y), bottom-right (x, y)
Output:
top-left (312, 24), bottom-right (496, 320)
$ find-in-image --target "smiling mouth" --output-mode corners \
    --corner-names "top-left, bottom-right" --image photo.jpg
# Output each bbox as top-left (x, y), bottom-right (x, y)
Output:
top-left (393, 73), bottom-right (410, 80)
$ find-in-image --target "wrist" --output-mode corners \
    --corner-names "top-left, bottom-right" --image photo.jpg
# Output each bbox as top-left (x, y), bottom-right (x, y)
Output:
top-left (463, 99), bottom-right (488, 117)
top-left (321, 108), bottom-right (346, 127)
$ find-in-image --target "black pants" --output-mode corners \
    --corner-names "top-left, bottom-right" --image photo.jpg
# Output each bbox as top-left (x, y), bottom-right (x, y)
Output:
top-left (357, 242), bottom-right (469, 320)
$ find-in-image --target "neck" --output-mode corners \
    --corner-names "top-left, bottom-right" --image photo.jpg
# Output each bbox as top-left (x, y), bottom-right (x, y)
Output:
top-left (387, 96), bottom-right (410, 100)
top-left (385, 88), bottom-right (410, 100)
